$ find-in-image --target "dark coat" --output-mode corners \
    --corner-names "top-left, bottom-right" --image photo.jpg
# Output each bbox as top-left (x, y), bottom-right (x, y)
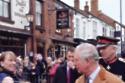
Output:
top-left (99, 57), bottom-right (125, 81)
top-left (53, 62), bottom-right (80, 83)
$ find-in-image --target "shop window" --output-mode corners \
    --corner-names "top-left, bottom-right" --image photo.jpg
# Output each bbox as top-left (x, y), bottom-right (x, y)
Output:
top-left (0, 0), bottom-right (10, 18)
top-left (103, 27), bottom-right (107, 36)
top-left (0, 0), bottom-right (13, 23)
top-left (55, 45), bottom-right (61, 58)
top-left (93, 21), bottom-right (97, 38)
top-left (82, 21), bottom-right (86, 38)
top-left (35, 0), bottom-right (42, 26)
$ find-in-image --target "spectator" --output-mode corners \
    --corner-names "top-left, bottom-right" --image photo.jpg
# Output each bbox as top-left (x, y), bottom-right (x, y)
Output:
top-left (0, 51), bottom-right (19, 82)
top-left (2, 76), bottom-right (14, 83)
top-left (23, 56), bottom-right (32, 82)
top-left (49, 57), bottom-right (63, 83)
top-left (16, 56), bottom-right (23, 79)
top-left (53, 48), bottom-right (80, 83)
top-left (35, 53), bottom-right (47, 83)
top-left (46, 57), bottom-right (54, 83)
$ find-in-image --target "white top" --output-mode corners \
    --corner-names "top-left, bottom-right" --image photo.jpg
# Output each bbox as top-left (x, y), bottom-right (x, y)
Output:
top-left (89, 65), bottom-right (101, 83)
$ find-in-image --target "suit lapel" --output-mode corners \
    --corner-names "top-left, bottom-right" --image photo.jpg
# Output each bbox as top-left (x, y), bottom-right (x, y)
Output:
top-left (80, 75), bottom-right (86, 83)
top-left (94, 66), bottom-right (106, 83)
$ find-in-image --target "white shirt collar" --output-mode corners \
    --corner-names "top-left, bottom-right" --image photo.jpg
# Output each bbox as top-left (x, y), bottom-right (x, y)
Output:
top-left (89, 65), bottom-right (100, 83)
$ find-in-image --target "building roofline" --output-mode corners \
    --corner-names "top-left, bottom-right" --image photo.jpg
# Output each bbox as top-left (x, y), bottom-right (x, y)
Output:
top-left (57, 0), bottom-right (87, 17)
top-left (58, 0), bottom-right (125, 28)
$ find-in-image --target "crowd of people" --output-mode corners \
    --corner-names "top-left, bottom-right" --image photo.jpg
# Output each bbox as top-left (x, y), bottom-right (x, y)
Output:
top-left (0, 36), bottom-right (125, 83)
top-left (0, 51), bottom-right (47, 83)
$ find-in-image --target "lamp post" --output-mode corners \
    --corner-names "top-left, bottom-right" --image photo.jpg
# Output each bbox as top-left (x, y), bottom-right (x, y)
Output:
top-left (26, 13), bottom-right (34, 23)
top-left (120, 0), bottom-right (123, 55)
top-left (26, 0), bottom-right (36, 62)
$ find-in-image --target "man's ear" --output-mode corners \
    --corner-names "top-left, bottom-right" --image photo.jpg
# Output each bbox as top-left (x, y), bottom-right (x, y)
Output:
top-left (85, 57), bottom-right (91, 62)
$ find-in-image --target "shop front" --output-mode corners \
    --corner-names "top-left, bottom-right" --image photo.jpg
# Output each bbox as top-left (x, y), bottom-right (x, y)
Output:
top-left (0, 25), bottom-right (31, 57)
top-left (48, 36), bottom-right (75, 59)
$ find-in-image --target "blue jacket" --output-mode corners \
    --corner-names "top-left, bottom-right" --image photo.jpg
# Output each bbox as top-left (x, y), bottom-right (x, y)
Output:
top-left (0, 68), bottom-right (19, 83)
top-left (0, 72), bottom-right (9, 82)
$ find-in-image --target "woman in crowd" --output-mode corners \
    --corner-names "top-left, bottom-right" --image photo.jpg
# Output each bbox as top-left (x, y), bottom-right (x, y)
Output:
top-left (0, 51), bottom-right (19, 83)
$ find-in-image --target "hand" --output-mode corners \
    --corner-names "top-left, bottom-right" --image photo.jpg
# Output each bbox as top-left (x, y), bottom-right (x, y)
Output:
top-left (67, 61), bottom-right (75, 69)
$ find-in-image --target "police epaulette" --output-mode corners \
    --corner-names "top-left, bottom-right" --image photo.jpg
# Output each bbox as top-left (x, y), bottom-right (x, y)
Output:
top-left (118, 57), bottom-right (125, 63)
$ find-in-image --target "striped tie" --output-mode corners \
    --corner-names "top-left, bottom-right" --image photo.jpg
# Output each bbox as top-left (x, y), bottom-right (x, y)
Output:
top-left (85, 76), bottom-right (89, 83)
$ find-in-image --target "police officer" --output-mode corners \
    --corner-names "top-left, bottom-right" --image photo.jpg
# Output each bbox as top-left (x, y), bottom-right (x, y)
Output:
top-left (96, 36), bottom-right (125, 81)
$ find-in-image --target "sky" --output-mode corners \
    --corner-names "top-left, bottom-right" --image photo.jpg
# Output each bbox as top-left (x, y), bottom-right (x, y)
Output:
top-left (61, 0), bottom-right (125, 25)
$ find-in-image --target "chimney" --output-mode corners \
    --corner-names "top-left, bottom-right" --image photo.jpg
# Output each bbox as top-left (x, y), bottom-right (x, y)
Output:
top-left (74, 0), bottom-right (80, 9)
top-left (84, 1), bottom-right (89, 12)
top-left (91, 0), bottom-right (99, 15)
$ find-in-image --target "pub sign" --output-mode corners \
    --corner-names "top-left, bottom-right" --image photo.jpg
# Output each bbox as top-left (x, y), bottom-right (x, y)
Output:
top-left (56, 9), bottom-right (69, 29)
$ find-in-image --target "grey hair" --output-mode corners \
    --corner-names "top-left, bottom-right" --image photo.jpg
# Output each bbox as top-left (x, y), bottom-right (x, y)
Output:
top-left (75, 43), bottom-right (99, 61)
top-left (110, 45), bottom-right (118, 48)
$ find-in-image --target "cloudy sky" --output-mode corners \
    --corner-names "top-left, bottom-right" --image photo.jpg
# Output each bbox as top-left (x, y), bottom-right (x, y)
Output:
top-left (61, 0), bottom-right (125, 25)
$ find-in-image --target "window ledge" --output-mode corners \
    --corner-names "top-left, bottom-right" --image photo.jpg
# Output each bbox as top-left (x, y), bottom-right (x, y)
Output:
top-left (0, 16), bottom-right (14, 24)
top-left (36, 26), bottom-right (45, 33)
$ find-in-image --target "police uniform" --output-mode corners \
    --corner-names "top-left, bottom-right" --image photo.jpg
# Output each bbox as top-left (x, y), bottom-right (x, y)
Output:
top-left (96, 36), bottom-right (125, 81)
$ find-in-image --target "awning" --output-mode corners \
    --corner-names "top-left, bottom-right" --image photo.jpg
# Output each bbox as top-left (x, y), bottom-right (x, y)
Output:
top-left (0, 25), bottom-right (31, 39)
top-left (51, 35), bottom-right (75, 45)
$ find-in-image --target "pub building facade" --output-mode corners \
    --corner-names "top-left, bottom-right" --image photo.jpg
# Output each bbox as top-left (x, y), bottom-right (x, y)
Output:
top-left (0, 0), bottom-right (73, 58)
top-left (0, 0), bottom-right (45, 58)
top-left (0, 0), bottom-right (31, 56)
top-left (43, 0), bottom-right (76, 59)
top-left (0, 0), bottom-right (85, 59)
top-left (31, 0), bottom-right (86, 59)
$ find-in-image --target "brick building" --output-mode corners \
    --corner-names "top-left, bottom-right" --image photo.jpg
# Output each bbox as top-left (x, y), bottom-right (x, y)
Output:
top-left (1, 0), bottom-right (124, 59)
top-left (27, 0), bottom-right (76, 59)
top-left (43, 0), bottom-right (75, 59)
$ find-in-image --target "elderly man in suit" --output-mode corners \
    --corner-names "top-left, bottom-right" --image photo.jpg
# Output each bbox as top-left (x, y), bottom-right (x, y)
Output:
top-left (74, 43), bottom-right (124, 83)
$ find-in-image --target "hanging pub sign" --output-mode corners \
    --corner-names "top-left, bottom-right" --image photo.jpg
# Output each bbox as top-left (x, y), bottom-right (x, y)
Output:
top-left (56, 9), bottom-right (69, 29)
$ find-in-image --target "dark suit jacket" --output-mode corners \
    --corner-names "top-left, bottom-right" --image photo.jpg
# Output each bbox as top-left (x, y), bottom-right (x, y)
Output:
top-left (53, 62), bottom-right (80, 83)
